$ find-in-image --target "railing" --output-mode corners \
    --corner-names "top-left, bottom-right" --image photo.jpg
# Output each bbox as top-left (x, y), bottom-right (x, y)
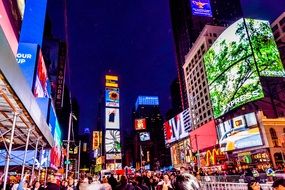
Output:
top-left (201, 182), bottom-right (273, 190)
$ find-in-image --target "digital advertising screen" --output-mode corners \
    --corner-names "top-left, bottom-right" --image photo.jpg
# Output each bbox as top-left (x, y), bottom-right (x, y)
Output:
top-left (105, 87), bottom-right (119, 107)
top-left (105, 108), bottom-right (120, 129)
top-left (139, 132), bottom-right (150, 141)
top-left (204, 19), bottom-right (264, 118)
top-left (217, 112), bottom-right (263, 152)
top-left (191, 0), bottom-right (212, 17)
top-left (92, 131), bottom-right (100, 150)
top-left (134, 118), bottom-right (147, 131)
top-left (106, 153), bottom-right (122, 160)
top-left (135, 96), bottom-right (159, 109)
top-left (34, 49), bottom-right (49, 98)
top-left (164, 108), bottom-right (192, 145)
top-left (105, 130), bottom-right (121, 153)
top-left (50, 122), bottom-right (62, 169)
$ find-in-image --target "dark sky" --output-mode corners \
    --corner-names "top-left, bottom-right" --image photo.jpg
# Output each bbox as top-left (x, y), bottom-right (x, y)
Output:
top-left (47, 0), bottom-right (285, 133)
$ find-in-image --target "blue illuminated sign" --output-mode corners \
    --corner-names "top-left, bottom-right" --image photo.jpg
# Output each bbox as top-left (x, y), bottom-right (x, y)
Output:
top-left (19, 0), bottom-right (47, 47)
top-left (135, 96), bottom-right (159, 109)
top-left (17, 42), bottom-right (39, 90)
top-left (191, 0), bottom-right (212, 17)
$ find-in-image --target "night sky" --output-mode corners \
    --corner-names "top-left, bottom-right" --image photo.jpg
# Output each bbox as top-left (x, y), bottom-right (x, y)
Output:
top-left (47, 0), bottom-right (285, 133)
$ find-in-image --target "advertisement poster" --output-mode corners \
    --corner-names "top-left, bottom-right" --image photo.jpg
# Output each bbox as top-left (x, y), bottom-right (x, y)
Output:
top-left (105, 87), bottom-right (119, 107)
top-left (217, 112), bottom-right (263, 152)
top-left (105, 130), bottom-right (121, 153)
top-left (92, 131), bottom-right (100, 150)
top-left (134, 118), bottom-right (147, 130)
top-left (139, 132), bottom-right (150, 141)
top-left (191, 0), bottom-right (212, 17)
top-left (105, 108), bottom-right (120, 129)
top-left (34, 50), bottom-right (49, 98)
top-left (164, 108), bottom-right (191, 145)
top-left (204, 19), bottom-right (263, 118)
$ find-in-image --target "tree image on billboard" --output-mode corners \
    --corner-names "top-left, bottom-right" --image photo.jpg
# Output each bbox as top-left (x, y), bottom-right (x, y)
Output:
top-left (204, 18), bottom-right (285, 118)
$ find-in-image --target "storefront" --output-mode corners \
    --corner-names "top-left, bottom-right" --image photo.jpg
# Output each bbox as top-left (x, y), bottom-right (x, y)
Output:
top-left (170, 138), bottom-right (192, 169)
top-left (229, 149), bottom-right (272, 170)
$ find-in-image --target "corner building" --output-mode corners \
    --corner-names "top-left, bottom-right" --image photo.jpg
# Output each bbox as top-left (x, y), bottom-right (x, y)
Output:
top-left (169, 0), bottom-right (243, 111)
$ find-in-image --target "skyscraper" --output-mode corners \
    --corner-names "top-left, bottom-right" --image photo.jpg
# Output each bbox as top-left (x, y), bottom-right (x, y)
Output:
top-left (133, 96), bottom-right (171, 170)
top-left (169, 0), bottom-right (243, 110)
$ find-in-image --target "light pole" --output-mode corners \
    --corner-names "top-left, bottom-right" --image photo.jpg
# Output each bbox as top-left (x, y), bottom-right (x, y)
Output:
top-left (65, 112), bottom-right (77, 179)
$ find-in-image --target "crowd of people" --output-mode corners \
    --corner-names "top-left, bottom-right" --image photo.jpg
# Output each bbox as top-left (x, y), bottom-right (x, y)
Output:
top-left (1, 166), bottom-right (285, 190)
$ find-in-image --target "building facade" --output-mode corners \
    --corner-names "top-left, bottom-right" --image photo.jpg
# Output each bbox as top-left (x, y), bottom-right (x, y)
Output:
top-left (169, 0), bottom-right (243, 111)
top-left (183, 25), bottom-right (225, 128)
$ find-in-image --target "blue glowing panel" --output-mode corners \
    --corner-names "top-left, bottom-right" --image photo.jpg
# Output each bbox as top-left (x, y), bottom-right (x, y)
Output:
top-left (191, 0), bottom-right (212, 17)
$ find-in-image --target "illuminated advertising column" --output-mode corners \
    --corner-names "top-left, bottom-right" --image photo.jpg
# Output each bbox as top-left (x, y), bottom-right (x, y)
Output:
top-left (104, 75), bottom-right (122, 170)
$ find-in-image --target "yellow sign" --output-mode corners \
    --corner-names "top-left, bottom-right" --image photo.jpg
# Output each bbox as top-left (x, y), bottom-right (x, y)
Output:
top-left (105, 75), bottom-right (118, 87)
top-left (92, 131), bottom-right (100, 150)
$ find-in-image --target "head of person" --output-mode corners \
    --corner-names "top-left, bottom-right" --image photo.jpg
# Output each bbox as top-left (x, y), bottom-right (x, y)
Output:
top-left (68, 176), bottom-right (74, 186)
top-left (173, 173), bottom-right (201, 190)
top-left (120, 175), bottom-right (128, 185)
top-left (163, 174), bottom-right (170, 183)
top-left (102, 177), bottom-right (108, 184)
top-left (247, 180), bottom-right (261, 190)
top-left (34, 181), bottom-right (41, 188)
top-left (272, 178), bottom-right (285, 190)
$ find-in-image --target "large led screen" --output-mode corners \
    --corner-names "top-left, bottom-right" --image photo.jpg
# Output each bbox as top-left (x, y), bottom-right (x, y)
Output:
top-left (204, 18), bottom-right (285, 118)
top-left (134, 118), bottom-right (147, 131)
top-left (217, 112), bottom-right (263, 152)
top-left (50, 122), bottom-right (62, 169)
top-left (164, 108), bottom-right (191, 145)
top-left (191, 0), bottom-right (212, 17)
top-left (105, 130), bottom-right (121, 153)
top-left (139, 132), bottom-right (150, 141)
top-left (105, 108), bottom-right (120, 129)
top-left (105, 87), bottom-right (119, 107)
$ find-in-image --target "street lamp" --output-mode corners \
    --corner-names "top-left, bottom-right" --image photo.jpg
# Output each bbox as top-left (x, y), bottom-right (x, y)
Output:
top-left (65, 112), bottom-right (77, 179)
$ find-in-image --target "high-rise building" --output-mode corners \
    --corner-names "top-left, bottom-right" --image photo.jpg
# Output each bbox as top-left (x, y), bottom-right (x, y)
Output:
top-left (169, 0), bottom-right (243, 110)
top-left (271, 12), bottom-right (285, 65)
top-left (133, 96), bottom-right (171, 170)
top-left (183, 25), bottom-right (225, 128)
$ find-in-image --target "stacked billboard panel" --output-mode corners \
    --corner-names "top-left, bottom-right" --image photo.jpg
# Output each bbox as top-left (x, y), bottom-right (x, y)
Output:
top-left (163, 108), bottom-right (192, 145)
top-left (216, 112), bottom-right (263, 152)
top-left (104, 75), bottom-right (121, 168)
top-left (204, 18), bottom-right (285, 118)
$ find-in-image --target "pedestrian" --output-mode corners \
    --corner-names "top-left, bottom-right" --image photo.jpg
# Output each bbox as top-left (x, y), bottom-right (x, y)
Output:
top-left (247, 180), bottom-right (262, 190)
top-left (101, 176), bottom-right (112, 190)
top-left (272, 178), bottom-right (285, 190)
top-left (173, 173), bottom-right (201, 190)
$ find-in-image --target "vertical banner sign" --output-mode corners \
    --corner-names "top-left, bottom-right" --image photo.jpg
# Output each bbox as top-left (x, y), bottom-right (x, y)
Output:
top-left (34, 49), bottom-right (49, 97)
top-left (93, 131), bottom-right (100, 150)
top-left (17, 43), bottom-right (39, 90)
top-left (55, 42), bottom-right (66, 109)
top-left (191, 0), bottom-right (212, 17)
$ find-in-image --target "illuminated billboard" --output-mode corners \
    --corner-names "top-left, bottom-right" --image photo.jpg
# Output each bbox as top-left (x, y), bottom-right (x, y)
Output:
top-left (50, 121), bottom-right (62, 169)
top-left (217, 112), bottom-right (263, 152)
top-left (191, 0), bottom-right (212, 17)
top-left (164, 108), bottom-right (192, 145)
top-left (19, 0), bottom-right (47, 47)
top-left (135, 96), bottom-right (159, 109)
top-left (105, 75), bottom-right (118, 88)
top-left (105, 130), bottom-right (121, 153)
top-left (34, 49), bottom-right (49, 98)
top-left (139, 132), bottom-right (150, 141)
top-left (17, 43), bottom-right (39, 89)
top-left (134, 118), bottom-right (147, 131)
top-left (92, 131), bottom-right (100, 150)
top-left (105, 87), bottom-right (119, 107)
top-left (190, 120), bottom-right (217, 151)
top-left (105, 108), bottom-right (120, 129)
top-left (204, 18), bottom-right (285, 118)
top-left (106, 153), bottom-right (122, 160)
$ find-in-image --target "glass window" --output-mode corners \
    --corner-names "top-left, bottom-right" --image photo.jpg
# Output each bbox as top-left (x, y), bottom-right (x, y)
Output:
top-left (279, 17), bottom-right (285, 26)
top-left (270, 128), bottom-right (278, 140)
top-left (272, 25), bottom-right (278, 32)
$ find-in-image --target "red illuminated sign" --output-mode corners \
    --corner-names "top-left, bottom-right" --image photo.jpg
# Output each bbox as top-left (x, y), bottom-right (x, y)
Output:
top-left (190, 120), bottom-right (217, 152)
top-left (55, 42), bottom-right (66, 109)
top-left (134, 119), bottom-right (146, 130)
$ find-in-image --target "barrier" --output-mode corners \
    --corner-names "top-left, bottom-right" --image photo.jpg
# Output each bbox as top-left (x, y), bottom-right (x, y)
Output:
top-left (201, 182), bottom-right (273, 190)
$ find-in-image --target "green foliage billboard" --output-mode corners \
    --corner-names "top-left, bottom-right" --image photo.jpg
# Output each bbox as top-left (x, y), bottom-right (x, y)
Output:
top-left (204, 18), bottom-right (285, 118)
